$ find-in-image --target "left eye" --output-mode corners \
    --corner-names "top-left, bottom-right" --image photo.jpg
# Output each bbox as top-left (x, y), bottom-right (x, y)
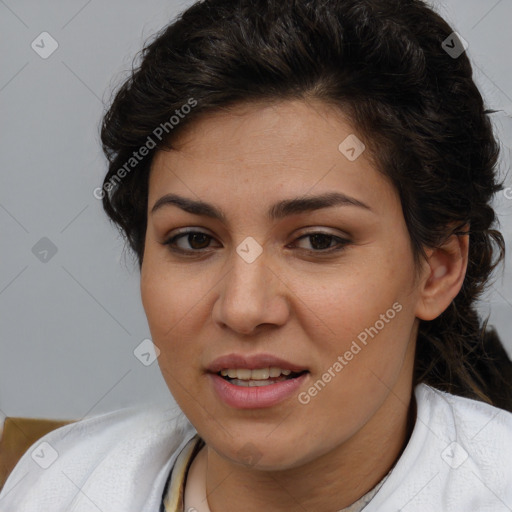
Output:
top-left (293, 232), bottom-right (349, 251)
top-left (163, 230), bottom-right (350, 253)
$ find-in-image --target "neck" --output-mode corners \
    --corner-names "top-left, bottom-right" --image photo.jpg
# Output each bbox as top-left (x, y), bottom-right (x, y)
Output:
top-left (203, 382), bottom-right (416, 512)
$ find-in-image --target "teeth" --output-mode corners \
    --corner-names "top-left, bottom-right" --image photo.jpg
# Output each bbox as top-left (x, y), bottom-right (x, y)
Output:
top-left (269, 367), bottom-right (281, 377)
top-left (251, 368), bottom-right (269, 379)
top-left (219, 367), bottom-right (294, 380)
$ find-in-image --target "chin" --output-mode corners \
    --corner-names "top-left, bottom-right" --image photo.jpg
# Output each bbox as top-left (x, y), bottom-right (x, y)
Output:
top-left (210, 434), bottom-right (315, 472)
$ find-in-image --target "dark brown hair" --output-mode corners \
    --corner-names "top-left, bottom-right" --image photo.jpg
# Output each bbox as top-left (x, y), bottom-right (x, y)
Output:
top-left (100, 0), bottom-right (512, 410)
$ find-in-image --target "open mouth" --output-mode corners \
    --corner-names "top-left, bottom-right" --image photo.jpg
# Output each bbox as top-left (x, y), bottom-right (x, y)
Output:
top-left (217, 369), bottom-right (309, 387)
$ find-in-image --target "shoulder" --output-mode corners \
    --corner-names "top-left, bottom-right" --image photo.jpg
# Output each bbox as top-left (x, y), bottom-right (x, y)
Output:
top-left (0, 403), bottom-right (196, 512)
top-left (421, 385), bottom-right (512, 508)
top-left (418, 383), bottom-right (512, 449)
top-left (366, 384), bottom-right (512, 512)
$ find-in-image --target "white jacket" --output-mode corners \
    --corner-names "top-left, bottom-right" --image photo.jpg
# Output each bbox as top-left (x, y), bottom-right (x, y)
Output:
top-left (0, 384), bottom-right (511, 512)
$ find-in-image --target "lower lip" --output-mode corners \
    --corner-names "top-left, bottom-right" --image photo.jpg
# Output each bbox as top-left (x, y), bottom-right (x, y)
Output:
top-left (209, 372), bottom-right (309, 409)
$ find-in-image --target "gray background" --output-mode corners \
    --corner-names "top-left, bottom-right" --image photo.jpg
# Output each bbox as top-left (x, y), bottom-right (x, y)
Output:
top-left (1, 0), bottom-right (511, 422)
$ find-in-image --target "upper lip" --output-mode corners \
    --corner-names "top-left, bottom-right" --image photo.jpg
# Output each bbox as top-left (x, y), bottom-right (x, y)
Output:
top-left (207, 353), bottom-right (309, 374)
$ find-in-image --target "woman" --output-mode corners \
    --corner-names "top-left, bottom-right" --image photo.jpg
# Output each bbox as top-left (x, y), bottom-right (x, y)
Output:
top-left (1, 0), bottom-right (511, 511)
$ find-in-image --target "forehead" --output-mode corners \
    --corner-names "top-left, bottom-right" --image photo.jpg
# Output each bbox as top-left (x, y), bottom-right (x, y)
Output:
top-left (165, 99), bottom-right (356, 161)
top-left (148, 99), bottom-right (399, 218)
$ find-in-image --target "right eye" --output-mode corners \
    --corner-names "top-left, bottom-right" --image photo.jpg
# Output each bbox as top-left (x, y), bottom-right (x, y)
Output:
top-left (162, 230), bottom-right (219, 254)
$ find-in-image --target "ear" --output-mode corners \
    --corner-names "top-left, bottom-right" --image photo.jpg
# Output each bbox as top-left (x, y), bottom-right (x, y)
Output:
top-left (415, 228), bottom-right (469, 321)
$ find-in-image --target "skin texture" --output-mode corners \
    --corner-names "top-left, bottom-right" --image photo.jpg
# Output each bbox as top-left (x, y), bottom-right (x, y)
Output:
top-left (140, 99), bottom-right (468, 511)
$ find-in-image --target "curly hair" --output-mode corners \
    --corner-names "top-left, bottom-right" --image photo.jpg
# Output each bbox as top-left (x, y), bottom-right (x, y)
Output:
top-left (100, 0), bottom-right (512, 410)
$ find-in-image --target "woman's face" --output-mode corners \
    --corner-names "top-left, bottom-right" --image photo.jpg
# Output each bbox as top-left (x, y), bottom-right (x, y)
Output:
top-left (141, 99), bottom-right (427, 470)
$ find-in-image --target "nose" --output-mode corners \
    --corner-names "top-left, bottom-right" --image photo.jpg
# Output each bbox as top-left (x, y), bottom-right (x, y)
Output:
top-left (212, 245), bottom-right (290, 336)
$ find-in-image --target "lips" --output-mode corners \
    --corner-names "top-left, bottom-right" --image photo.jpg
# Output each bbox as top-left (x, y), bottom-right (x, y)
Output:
top-left (209, 371), bottom-right (309, 408)
top-left (206, 353), bottom-right (310, 409)
top-left (206, 353), bottom-right (309, 374)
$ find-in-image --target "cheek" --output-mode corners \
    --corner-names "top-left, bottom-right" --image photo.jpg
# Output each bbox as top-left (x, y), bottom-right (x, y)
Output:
top-left (140, 259), bottom-right (204, 377)
top-left (289, 252), bottom-right (417, 386)
top-left (139, 248), bottom-right (229, 388)
top-left (292, 270), bottom-right (416, 424)
top-left (140, 264), bottom-right (206, 406)
top-left (141, 255), bottom-right (203, 336)
top-left (294, 254), bottom-right (413, 339)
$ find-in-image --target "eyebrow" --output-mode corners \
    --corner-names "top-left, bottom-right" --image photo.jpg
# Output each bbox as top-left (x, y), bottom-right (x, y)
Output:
top-left (150, 192), bottom-right (372, 221)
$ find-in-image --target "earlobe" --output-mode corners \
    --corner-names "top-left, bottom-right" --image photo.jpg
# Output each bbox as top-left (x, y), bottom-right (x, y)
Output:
top-left (415, 230), bottom-right (469, 321)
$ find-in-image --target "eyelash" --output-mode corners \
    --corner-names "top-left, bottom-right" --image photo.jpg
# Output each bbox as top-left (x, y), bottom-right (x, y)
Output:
top-left (162, 230), bottom-right (351, 256)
